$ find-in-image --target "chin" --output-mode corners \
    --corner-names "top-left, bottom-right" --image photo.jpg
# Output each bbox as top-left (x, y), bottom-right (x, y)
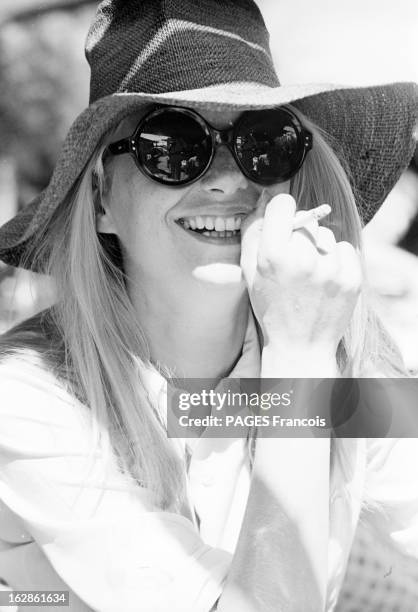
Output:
top-left (192, 262), bottom-right (245, 286)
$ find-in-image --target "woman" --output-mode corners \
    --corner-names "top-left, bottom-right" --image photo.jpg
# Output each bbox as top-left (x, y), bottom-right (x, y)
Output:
top-left (0, 1), bottom-right (417, 611)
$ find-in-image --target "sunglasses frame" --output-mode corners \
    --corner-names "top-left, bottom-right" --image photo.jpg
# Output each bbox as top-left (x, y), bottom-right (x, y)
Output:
top-left (107, 105), bottom-right (313, 187)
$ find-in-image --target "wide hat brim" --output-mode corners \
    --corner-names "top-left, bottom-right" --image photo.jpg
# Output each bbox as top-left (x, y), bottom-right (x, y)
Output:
top-left (0, 80), bottom-right (417, 270)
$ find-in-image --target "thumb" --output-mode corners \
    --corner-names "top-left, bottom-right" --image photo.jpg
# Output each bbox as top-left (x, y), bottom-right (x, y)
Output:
top-left (240, 189), bottom-right (270, 286)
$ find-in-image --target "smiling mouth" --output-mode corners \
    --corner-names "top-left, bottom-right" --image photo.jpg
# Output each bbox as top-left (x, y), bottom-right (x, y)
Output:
top-left (176, 214), bottom-right (243, 240)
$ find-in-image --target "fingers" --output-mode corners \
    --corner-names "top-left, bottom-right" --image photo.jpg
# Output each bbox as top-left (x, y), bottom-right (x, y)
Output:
top-left (259, 193), bottom-right (297, 261)
top-left (242, 192), bottom-right (360, 294)
top-left (315, 226), bottom-right (337, 254)
top-left (241, 192), bottom-right (298, 285)
top-left (260, 197), bottom-right (336, 260)
top-left (240, 190), bottom-right (269, 284)
top-left (336, 241), bottom-right (362, 292)
top-left (240, 189), bottom-right (268, 242)
top-left (292, 219), bottom-right (320, 248)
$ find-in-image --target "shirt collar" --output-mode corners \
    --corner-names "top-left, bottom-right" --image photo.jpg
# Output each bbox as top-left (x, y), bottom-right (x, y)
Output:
top-left (139, 311), bottom-right (261, 452)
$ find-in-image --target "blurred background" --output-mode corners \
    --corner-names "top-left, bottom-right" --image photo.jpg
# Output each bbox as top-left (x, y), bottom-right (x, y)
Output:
top-left (0, 0), bottom-right (417, 371)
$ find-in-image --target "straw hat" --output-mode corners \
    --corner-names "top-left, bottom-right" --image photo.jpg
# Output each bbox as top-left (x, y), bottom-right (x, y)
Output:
top-left (0, 0), bottom-right (417, 270)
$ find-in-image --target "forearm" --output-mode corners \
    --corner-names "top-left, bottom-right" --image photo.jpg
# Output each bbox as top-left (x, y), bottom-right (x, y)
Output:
top-left (216, 348), bottom-right (335, 612)
top-left (261, 343), bottom-right (340, 378)
top-left (217, 439), bottom-right (329, 611)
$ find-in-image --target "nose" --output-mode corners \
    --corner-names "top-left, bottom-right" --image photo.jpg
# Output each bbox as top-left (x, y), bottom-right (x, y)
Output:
top-left (199, 144), bottom-right (249, 196)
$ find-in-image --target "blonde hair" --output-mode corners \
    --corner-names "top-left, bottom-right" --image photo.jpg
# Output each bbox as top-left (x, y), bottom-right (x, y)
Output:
top-left (1, 106), bottom-right (408, 511)
top-left (16, 134), bottom-right (189, 512)
top-left (288, 106), bottom-right (407, 379)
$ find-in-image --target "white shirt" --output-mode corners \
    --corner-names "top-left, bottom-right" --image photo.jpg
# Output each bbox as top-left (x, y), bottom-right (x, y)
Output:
top-left (1, 316), bottom-right (418, 611)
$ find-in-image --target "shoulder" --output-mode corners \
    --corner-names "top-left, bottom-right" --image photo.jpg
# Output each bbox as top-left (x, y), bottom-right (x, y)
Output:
top-left (0, 307), bottom-right (60, 354)
top-left (0, 353), bottom-right (74, 407)
top-left (0, 307), bottom-right (72, 401)
top-left (0, 313), bottom-right (92, 455)
top-left (0, 362), bottom-right (97, 471)
top-left (0, 353), bottom-right (93, 453)
top-left (1, 310), bottom-right (61, 394)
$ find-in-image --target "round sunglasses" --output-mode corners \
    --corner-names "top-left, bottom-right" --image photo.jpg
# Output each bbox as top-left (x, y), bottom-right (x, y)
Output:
top-left (106, 105), bottom-right (313, 187)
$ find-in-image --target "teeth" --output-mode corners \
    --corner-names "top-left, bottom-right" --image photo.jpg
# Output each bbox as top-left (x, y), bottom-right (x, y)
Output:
top-left (180, 215), bottom-right (243, 232)
top-left (201, 230), bottom-right (238, 238)
top-left (225, 217), bottom-right (235, 231)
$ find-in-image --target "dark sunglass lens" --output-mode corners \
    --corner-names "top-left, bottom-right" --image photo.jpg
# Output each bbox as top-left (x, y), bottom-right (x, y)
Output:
top-left (137, 110), bottom-right (212, 183)
top-left (236, 110), bottom-right (304, 183)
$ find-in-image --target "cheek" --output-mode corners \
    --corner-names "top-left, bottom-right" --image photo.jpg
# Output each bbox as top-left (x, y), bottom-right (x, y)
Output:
top-left (107, 170), bottom-right (178, 260)
top-left (267, 180), bottom-right (291, 198)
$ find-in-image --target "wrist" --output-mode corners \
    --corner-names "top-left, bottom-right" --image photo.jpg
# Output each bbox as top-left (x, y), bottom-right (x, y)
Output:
top-left (261, 343), bottom-right (339, 378)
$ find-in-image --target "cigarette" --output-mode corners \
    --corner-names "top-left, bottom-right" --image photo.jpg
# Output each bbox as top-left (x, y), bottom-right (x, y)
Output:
top-left (292, 204), bottom-right (332, 230)
top-left (260, 191), bottom-right (332, 230)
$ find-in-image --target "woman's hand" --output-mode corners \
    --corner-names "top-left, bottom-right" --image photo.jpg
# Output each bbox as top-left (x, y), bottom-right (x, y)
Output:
top-left (240, 193), bottom-right (362, 369)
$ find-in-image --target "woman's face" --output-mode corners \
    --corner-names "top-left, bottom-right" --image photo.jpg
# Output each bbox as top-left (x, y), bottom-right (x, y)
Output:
top-left (97, 105), bottom-right (290, 293)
